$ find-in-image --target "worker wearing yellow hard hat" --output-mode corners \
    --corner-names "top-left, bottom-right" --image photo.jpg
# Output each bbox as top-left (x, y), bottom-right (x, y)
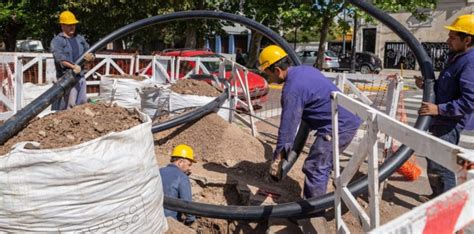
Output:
top-left (417, 14), bottom-right (474, 201)
top-left (59, 10), bottom-right (80, 25)
top-left (258, 44), bottom-right (361, 214)
top-left (159, 144), bottom-right (196, 225)
top-left (50, 10), bottom-right (95, 110)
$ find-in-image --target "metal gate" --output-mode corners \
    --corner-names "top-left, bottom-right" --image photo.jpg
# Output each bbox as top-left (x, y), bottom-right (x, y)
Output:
top-left (422, 42), bottom-right (449, 71)
top-left (383, 42), bottom-right (416, 70)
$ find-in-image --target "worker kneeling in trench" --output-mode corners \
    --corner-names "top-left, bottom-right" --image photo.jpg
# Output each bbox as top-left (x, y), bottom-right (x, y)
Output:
top-left (160, 144), bottom-right (196, 225)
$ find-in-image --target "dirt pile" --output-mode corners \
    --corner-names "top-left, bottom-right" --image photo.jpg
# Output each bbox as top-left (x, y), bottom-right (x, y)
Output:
top-left (154, 113), bottom-right (265, 164)
top-left (0, 103), bottom-right (143, 155)
top-left (105, 74), bottom-right (147, 81)
top-left (171, 79), bottom-right (221, 97)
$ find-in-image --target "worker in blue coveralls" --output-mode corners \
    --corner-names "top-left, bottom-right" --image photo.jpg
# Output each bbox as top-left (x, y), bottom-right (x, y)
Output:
top-left (258, 45), bottom-right (361, 202)
top-left (50, 10), bottom-right (95, 110)
top-left (417, 14), bottom-right (474, 200)
top-left (160, 144), bottom-right (196, 225)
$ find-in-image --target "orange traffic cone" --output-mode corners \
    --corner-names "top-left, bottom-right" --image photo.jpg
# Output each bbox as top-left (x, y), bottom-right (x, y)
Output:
top-left (392, 91), bottom-right (422, 181)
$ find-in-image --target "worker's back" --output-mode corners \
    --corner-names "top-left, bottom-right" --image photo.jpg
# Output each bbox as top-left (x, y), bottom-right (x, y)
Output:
top-left (159, 164), bottom-right (193, 220)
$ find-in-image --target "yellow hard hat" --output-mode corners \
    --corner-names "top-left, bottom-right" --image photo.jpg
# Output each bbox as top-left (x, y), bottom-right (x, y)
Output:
top-left (171, 144), bottom-right (195, 162)
top-left (59, 10), bottom-right (79, 25)
top-left (258, 45), bottom-right (288, 71)
top-left (445, 14), bottom-right (474, 35)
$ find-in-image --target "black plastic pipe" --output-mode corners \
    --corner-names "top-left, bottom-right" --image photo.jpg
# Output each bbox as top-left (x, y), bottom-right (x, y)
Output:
top-left (0, 11), bottom-right (301, 145)
top-left (0, 8), bottom-right (435, 220)
top-left (163, 3), bottom-right (436, 219)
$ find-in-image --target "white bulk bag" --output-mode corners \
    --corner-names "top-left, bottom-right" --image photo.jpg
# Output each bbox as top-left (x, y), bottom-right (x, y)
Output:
top-left (99, 75), bottom-right (154, 109)
top-left (0, 111), bottom-right (168, 233)
top-left (140, 85), bottom-right (171, 118)
top-left (23, 82), bottom-right (54, 115)
top-left (169, 91), bottom-right (230, 121)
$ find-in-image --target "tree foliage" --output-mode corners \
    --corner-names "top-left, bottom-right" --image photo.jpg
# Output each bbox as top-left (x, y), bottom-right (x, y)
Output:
top-left (0, 0), bottom-right (438, 55)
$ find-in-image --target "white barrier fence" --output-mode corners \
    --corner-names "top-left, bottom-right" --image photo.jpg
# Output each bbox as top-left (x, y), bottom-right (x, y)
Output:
top-left (0, 53), bottom-right (256, 135)
top-left (331, 92), bottom-right (474, 233)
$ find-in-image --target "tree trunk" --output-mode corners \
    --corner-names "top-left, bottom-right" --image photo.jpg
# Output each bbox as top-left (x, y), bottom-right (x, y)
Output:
top-left (184, 22), bottom-right (197, 48)
top-left (3, 19), bottom-right (23, 52)
top-left (350, 13), bottom-right (358, 73)
top-left (246, 30), bottom-right (263, 68)
top-left (315, 15), bottom-right (332, 70)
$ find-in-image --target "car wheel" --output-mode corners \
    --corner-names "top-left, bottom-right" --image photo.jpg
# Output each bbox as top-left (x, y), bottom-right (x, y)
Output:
top-left (360, 65), bottom-right (371, 74)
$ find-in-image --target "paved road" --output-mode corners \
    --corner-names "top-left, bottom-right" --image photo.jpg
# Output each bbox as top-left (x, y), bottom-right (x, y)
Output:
top-left (257, 82), bottom-right (474, 150)
top-left (401, 90), bottom-right (474, 149)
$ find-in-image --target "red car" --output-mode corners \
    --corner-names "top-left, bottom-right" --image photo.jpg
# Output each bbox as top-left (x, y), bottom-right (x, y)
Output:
top-left (145, 49), bottom-right (269, 108)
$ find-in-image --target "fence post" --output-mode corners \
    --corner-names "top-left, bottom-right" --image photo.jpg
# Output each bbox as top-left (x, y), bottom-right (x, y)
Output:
top-left (38, 54), bottom-right (43, 84)
top-left (367, 110), bottom-right (380, 229)
top-left (15, 56), bottom-right (24, 112)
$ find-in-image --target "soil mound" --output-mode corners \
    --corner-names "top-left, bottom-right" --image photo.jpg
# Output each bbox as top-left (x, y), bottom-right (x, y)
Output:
top-left (154, 113), bottom-right (264, 164)
top-left (105, 74), bottom-right (147, 81)
top-left (171, 79), bottom-right (221, 97)
top-left (0, 103), bottom-right (142, 155)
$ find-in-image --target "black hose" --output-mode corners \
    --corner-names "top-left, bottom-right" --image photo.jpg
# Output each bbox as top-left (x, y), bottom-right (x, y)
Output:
top-left (0, 9), bottom-right (435, 220)
top-left (164, 4), bottom-right (436, 219)
top-left (0, 11), bottom-right (301, 145)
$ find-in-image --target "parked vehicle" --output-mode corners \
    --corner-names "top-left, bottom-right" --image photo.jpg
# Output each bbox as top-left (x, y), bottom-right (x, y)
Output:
top-left (296, 49), bottom-right (340, 71)
top-left (336, 52), bottom-right (383, 74)
top-left (15, 39), bottom-right (45, 52)
top-left (145, 49), bottom-right (269, 107)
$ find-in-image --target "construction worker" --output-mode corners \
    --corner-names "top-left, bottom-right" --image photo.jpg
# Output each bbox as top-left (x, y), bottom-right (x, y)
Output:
top-left (50, 10), bottom-right (95, 110)
top-left (417, 14), bottom-right (474, 200)
top-left (259, 45), bottom-right (361, 203)
top-left (159, 144), bottom-right (196, 225)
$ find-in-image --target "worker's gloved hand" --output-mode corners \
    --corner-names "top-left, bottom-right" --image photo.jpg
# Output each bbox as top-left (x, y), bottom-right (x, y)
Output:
top-left (269, 152), bottom-right (285, 181)
top-left (414, 75), bottom-right (424, 89)
top-left (84, 52), bottom-right (95, 62)
top-left (184, 218), bottom-right (197, 229)
top-left (72, 64), bottom-right (81, 74)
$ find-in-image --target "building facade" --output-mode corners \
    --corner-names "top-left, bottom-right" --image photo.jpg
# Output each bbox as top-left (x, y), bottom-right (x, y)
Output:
top-left (359, 0), bottom-right (473, 70)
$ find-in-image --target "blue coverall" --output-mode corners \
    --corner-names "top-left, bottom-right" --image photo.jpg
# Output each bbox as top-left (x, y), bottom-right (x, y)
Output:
top-left (159, 164), bottom-right (196, 223)
top-left (429, 48), bottom-right (474, 195)
top-left (50, 32), bottom-right (89, 110)
top-left (274, 65), bottom-right (361, 199)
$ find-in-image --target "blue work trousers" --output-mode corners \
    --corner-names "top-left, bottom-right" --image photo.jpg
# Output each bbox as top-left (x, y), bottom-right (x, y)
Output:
top-left (302, 129), bottom-right (357, 199)
top-left (52, 77), bottom-right (87, 110)
top-left (427, 125), bottom-right (461, 196)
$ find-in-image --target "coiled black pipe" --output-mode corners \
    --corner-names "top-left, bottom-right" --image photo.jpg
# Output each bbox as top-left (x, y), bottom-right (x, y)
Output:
top-left (0, 11), bottom-right (301, 145)
top-left (164, 2), bottom-right (436, 219)
top-left (0, 7), bottom-right (435, 220)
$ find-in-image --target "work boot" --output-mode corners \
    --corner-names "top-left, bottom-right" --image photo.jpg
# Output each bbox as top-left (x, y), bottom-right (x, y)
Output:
top-left (418, 173), bottom-right (442, 202)
top-left (269, 156), bottom-right (284, 181)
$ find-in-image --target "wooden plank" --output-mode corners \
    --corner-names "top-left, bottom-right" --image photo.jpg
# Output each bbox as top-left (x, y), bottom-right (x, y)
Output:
top-left (341, 187), bottom-right (371, 231)
top-left (334, 92), bottom-right (372, 121)
top-left (367, 111), bottom-right (380, 229)
top-left (370, 179), bottom-right (474, 234)
top-left (376, 113), bottom-right (472, 172)
top-left (345, 79), bottom-right (374, 105)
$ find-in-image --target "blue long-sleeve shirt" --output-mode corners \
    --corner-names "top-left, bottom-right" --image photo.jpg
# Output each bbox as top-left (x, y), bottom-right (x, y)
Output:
top-left (274, 65), bottom-right (361, 158)
top-left (434, 48), bottom-right (474, 130)
top-left (159, 164), bottom-right (196, 223)
top-left (50, 32), bottom-right (89, 78)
